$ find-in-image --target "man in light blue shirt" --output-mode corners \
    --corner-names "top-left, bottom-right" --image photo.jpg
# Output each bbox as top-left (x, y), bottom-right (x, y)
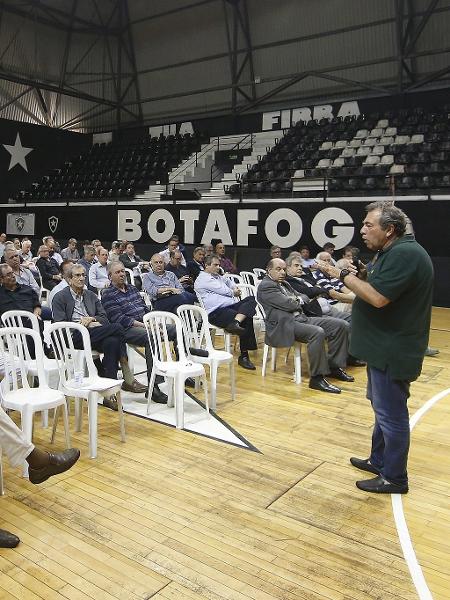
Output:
top-left (194, 254), bottom-right (257, 370)
top-left (142, 254), bottom-right (196, 313)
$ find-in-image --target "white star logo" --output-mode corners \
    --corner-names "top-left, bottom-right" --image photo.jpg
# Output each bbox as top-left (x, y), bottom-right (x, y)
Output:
top-left (3, 133), bottom-right (33, 172)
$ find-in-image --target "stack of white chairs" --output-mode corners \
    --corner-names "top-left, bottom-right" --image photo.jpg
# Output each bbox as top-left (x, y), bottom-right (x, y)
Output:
top-left (240, 271), bottom-right (259, 287)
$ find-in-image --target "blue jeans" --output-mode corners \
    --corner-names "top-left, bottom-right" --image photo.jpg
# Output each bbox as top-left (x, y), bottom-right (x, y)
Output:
top-left (367, 366), bottom-right (410, 486)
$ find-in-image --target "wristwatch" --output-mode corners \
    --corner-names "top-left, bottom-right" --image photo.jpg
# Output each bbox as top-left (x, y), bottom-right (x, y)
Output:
top-left (339, 268), bottom-right (351, 282)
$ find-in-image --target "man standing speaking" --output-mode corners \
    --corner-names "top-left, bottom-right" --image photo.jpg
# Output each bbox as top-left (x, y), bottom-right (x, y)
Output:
top-left (317, 201), bottom-right (433, 494)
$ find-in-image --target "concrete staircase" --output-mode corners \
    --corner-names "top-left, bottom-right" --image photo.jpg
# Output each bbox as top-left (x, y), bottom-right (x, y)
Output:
top-left (201, 130), bottom-right (280, 201)
top-left (135, 131), bottom-right (281, 201)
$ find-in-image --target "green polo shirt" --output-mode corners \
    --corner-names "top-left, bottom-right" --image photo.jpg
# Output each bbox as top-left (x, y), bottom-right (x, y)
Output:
top-left (350, 235), bottom-right (433, 381)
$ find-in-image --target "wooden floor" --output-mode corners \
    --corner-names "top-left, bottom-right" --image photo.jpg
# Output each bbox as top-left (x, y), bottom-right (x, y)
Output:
top-left (1, 308), bottom-right (449, 600)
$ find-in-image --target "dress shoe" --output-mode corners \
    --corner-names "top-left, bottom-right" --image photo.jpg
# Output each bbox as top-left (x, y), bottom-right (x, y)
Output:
top-left (238, 355), bottom-right (256, 370)
top-left (185, 377), bottom-right (196, 388)
top-left (0, 529), bottom-right (20, 548)
top-left (103, 395), bottom-right (118, 411)
top-left (350, 456), bottom-right (380, 476)
top-left (225, 322), bottom-right (245, 336)
top-left (356, 475), bottom-right (408, 494)
top-left (347, 356), bottom-right (366, 367)
top-left (145, 386), bottom-right (168, 404)
top-left (28, 448), bottom-right (80, 485)
top-left (424, 346), bottom-right (439, 357)
top-left (329, 368), bottom-right (354, 382)
top-left (122, 379), bottom-right (147, 393)
top-left (309, 376), bottom-right (341, 394)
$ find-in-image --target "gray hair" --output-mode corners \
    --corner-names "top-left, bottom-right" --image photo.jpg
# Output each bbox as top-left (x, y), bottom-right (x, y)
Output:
top-left (366, 201), bottom-right (407, 237)
top-left (68, 263), bottom-right (85, 279)
top-left (285, 253), bottom-right (303, 267)
top-left (204, 253), bottom-right (220, 266)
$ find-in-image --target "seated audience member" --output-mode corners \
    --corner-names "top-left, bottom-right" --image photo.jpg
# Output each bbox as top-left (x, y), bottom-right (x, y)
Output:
top-left (0, 241), bottom-right (15, 261)
top-left (109, 241), bottom-right (122, 263)
top-left (165, 250), bottom-right (195, 293)
top-left (0, 264), bottom-right (47, 356)
top-left (91, 239), bottom-right (102, 259)
top-left (88, 247), bottom-right (110, 291)
top-left (194, 254), bottom-right (257, 370)
top-left (313, 252), bottom-right (355, 313)
top-left (78, 245), bottom-right (96, 291)
top-left (61, 238), bottom-right (80, 261)
top-left (48, 260), bottom-right (75, 312)
top-left (270, 246), bottom-right (282, 260)
top-left (119, 242), bottom-right (149, 289)
top-left (101, 262), bottom-right (169, 402)
top-left (0, 402), bottom-right (80, 548)
top-left (319, 242), bottom-right (336, 266)
top-left (257, 259), bottom-right (354, 394)
top-left (142, 254), bottom-right (196, 312)
top-left (215, 242), bottom-right (238, 274)
top-left (203, 243), bottom-right (214, 258)
top-left (52, 264), bottom-right (145, 402)
top-left (12, 238), bottom-right (21, 251)
top-left (186, 246), bottom-right (206, 281)
top-left (160, 236), bottom-right (187, 266)
top-left (43, 236), bottom-right (63, 266)
top-left (3, 247), bottom-right (40, 296)
top-left (19, 238), bottom-right (33, 266)
top-left (299, 245), bottom-right (315, 268)
top-left (341, 246), bottom-right (367, 279)
top-left (36, 245), bottom-right (62, 290)
top-left (0, 232), bottom-right (7, 258)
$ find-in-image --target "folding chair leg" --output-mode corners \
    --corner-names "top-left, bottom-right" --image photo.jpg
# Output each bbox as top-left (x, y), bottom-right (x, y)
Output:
top-left (87, 393), bottom-right (98, 459)
top-left (21, 408), bottom-right (33, 478)
top-left (293, 345), bottom-right (302, 384)
top-left (116, 391), bottom-right (126, 443)
top-left (175, 376), bottom-right (185, 429)
top-left (230, 360), bottom-right (236, 401)
top-left (50, 405), bottom-right (59, 444)
top-left (146, 372), bottom-right (156, 415)
top-left (210, 362), bottom-right (218, 411)
top-left (262, 345), bottom-right (269, 377)
top-left (271, 347), bottom-right (277, 372)
top-left (62, 401), bottom-right (71, 447)
top-left (202, 374), bottom-right (209, 416)
top-left (41, 409), bottom-right (49, 428)
top-left (0, 450), bottom-right (4, 496)
top-left (74, 397), bottom-right (83, 431)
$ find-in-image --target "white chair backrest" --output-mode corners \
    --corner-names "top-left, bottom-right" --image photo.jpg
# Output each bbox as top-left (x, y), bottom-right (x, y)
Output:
top-left (253, 268), bottom-right (266, 278)
top-left (124, 268), bottom-right (135, 286)
top-left (0, 327), bottom-right (48, 394)
top-left (223, 273), bottom-right (242, 285)
top-left (143, 311), bottom-right (186, 366)
top-left (1, 310), bottom-right (41, 363)
top-left (177, 304), bottom-right (213, 354)
top-left (236, 283), bottom-right (256, 299)
top-left (45, 322), bottom-right (97, 386)
top-left (240, 271), bottom-right (258, 287)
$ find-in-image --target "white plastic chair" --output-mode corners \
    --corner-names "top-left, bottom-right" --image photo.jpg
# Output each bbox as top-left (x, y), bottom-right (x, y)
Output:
top-left (257, 303), bottom-right (302, 384)
top-left (177, 305), bottom-right (235, 410)
top-left (223, 273), bottom-right (242, 285)
top-left (0, 449), bottom-right (4, 495)
top-left (197, 294), bottom-right (231, 353)
top-left (253, 268), bottom-right (266, 279)
top-left (124, 268), bottom-right (135, 286)
top-left (34, 269), bottom-right (49, 304)
top-left (236, 284), bottom-right (265, 333)
top-left (240, 271), bottom-right (259, 287)
top-left (1, 310), bottom-right (59, 391)
top-left (143, 311), bottom-right (209, 429)
top-left (45, 322), bottom-right (126, 459)
top-left (0, 327), bottom-right (70, 476)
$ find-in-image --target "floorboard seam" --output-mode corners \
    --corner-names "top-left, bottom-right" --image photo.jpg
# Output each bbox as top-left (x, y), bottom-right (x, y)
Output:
top-left (146, 581), bottom-right (172, 598)
top-left (264, 461), bottom-right (325, 509)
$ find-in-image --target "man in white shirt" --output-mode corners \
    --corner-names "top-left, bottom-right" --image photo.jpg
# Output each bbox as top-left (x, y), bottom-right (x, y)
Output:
top-left (88, 247), bottom-right (110, 290)
top-left (3, 247), bottom-right (40, 296)
top-left (194, 254), bottom-right (257, 370)
top-left (160, 236), bottom-right (186, 266)
top-left (0, 233), bottom-right (6, 259)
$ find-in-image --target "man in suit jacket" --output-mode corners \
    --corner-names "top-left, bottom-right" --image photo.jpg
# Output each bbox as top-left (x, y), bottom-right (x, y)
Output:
top-left (52, 263), bottom-right (146, 401)
top-left (257, 258), bottom-right (354, 394)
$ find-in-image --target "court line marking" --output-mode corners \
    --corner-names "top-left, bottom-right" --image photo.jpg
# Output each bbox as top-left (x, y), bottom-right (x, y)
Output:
top-left (391, 387), bottom-right (450, 600)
